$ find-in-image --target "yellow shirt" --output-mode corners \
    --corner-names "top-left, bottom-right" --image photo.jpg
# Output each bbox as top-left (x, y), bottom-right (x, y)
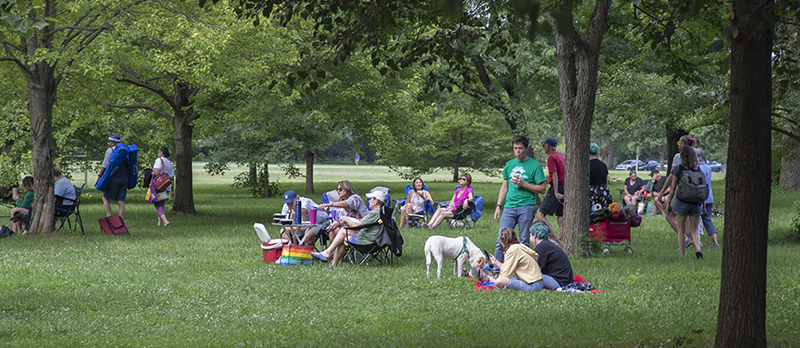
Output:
top-left (500, 244), bottom-right (543, 284)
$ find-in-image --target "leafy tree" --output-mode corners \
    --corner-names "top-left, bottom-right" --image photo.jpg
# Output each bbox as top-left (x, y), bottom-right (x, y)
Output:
top-left (86, 1), bottom-right (278, 213)
top-left (0, 0), bottom-right (145, 233)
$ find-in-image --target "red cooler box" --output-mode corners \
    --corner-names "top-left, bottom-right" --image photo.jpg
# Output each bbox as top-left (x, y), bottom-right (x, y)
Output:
top-left (254, 223), bottom-right (289, 263)
top-left (589, 220), bottom-right (631, 242)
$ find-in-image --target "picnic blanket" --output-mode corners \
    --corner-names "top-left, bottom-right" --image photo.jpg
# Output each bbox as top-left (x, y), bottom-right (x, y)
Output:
top-left (473, 274), bottom-right (601, 293)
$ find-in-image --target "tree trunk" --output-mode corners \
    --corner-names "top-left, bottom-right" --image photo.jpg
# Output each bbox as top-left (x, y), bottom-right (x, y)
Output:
top-left (779, 136), bottom-right (800, 192)
top-left (715, 0), bottom-right (773, 346)
top-left (263, 163), bottom-right (270, 198)
top-left (25, 59), bottom-right (57, 234)
top-left (452, 157), bottom-right (460, 182)
top-left (665, 126), bottom-right (687, 169)
top-left (304, 151), bottom-right (314, 195)
top-left (554, 0), bottom-right (610, 256)
top-left (249, 164), bottom-right (257, 185)
top-left (172, 110), bottom-right (196, 214)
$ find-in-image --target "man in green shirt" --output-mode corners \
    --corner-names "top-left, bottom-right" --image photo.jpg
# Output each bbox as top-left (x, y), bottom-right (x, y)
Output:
top-left (493, 136), bottom-right (547, 263)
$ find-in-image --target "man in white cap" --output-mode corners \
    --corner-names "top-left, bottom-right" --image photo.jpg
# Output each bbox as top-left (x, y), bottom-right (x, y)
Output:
top-left (311, 188), bottom-right (386, 267)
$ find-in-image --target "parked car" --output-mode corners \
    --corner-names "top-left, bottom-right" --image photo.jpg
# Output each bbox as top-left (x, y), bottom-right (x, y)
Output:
top-left (639, 161), bottom-right (662, 171)
top-left (615, 159), bottom-right (645, 171)
top-left (708, 161), bottom-right (724, 172)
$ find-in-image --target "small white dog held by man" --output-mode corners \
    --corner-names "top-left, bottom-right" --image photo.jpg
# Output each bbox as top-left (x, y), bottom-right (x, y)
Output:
top-left (424, 235), bottom-right (487, 278)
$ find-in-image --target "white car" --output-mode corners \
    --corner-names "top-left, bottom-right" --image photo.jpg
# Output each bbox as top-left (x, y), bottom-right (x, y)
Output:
top-left (615, 160), bottom-right (641, 171)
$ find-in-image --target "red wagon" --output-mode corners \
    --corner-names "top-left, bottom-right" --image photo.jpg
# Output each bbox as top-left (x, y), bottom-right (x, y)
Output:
top-left (589, 220), bottom-right (634, 254)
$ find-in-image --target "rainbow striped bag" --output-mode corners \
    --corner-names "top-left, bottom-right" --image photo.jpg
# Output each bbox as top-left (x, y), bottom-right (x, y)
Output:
top-left (278, 244), bottom-right (314, 266)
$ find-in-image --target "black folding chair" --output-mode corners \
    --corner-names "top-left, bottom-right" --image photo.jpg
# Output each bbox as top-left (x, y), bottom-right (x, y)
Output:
top-left (54, 183), bottom-right (85, 235)
top-left (343, 204), bottom-right (404, 266)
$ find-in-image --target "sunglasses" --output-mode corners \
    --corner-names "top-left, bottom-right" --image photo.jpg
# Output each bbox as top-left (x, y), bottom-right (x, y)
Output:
top-left (336, 187), bottom-right (344, 191)
top-left (459, 178), bottom-right (467, 181)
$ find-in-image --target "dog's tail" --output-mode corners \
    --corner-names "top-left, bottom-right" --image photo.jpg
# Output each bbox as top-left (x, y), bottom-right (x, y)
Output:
top-left (423, 238), bottom-right (432, 266)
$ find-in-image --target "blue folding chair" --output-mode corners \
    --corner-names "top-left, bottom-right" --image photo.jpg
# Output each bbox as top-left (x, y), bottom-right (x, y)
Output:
top-left (393, 185), bottom-right (435, 228)
top-left (439, 185), bottom-right (483, 229)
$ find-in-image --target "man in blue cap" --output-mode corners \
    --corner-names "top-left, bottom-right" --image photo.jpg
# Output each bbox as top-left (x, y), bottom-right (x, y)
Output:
top-left (280, 190), bottom-right (328, 245)
top-left (536, 136), bottom-right (565, 247)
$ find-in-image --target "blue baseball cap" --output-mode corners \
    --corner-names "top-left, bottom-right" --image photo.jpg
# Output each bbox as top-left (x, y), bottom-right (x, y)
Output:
top-left (540, 137), bottom-right (557, 147)
top-left (283, 190), bottom-right (298, 204)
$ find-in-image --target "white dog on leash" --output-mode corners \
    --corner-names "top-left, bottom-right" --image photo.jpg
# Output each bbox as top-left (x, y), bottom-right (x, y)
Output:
top-left (424, 235), bottom-right (486, 278)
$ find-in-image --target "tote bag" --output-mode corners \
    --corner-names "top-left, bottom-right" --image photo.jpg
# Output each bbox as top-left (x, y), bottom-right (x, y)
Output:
top-left (278, 244), bottom-right (313, 266)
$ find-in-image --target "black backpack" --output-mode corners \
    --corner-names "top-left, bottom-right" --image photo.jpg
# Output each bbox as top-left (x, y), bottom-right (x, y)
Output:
top-left (676, 167), bottom-right (709, 203)
top-left (141, 168), bottom-right (153, 188)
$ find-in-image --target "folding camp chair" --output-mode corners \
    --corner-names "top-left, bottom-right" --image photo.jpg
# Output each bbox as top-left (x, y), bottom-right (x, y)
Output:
top-left (394, 185), bottom-right (435, 228)
top-left (343, 204), bottom-right (404, 266)
top-left (54, 183), bottom-right (85, 235)
top-left (439, 186), bottom-right (484, 229)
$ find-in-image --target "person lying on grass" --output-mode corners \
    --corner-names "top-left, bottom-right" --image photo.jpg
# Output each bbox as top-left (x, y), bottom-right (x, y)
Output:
top-left (311, 189), bottom-right (386, 267)
top-left (480, 227), bottom-right (560, 292)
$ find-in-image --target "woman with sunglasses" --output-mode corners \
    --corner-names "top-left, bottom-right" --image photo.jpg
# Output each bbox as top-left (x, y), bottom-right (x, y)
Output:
top-left (319, 180), bottom-right (368, 244)
top-left (312, 190), bottom-right (386, 267)
top-left (424, 173), bottom-right (474, 229)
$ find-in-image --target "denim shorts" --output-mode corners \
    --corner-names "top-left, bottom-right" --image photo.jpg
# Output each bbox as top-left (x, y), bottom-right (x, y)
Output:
top-left (673, 198), bottom-right (701, 216)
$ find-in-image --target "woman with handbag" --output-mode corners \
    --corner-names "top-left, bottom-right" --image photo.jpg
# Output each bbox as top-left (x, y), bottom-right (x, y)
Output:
top-left (152, 147), bottom-right (174, 226)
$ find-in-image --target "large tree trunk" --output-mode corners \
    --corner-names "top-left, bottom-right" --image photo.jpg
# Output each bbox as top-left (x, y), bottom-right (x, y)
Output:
top-left (172, 109), bottom-right (196, 214)
top-left (554, 0), bottom-right (610, 256)
top-left (715, 0), bottom-right (773, 346)
top-left (779, 135), bottom-right (800, 191)
top-left (25, 60), bottom-right (57, 234)
top-left (304, 151), bottom-right (314, 195)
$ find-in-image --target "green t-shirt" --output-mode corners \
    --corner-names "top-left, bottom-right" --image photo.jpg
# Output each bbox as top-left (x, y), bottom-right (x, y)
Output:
top-left (355, 209), bottom-right (382, 245)
top-left (502, 157), bottom-right (546, 208)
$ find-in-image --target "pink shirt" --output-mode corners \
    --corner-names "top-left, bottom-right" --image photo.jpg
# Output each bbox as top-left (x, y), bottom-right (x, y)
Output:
top-left (451, 186), bottom-right (473, 210)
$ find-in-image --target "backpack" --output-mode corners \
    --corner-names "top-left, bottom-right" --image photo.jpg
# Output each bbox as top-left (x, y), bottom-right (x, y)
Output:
top-left (141, 168), bottom-right (153, 188)
top-left (676, 167), bottom-right (709, 203)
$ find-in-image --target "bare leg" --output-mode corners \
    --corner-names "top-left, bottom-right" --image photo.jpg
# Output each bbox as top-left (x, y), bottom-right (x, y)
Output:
top-left (427, 209), bottom-right (453, 229)
top-left (102, 197), bottom-right (112, 217)
top-left (688, 215), bottom-right (701, 253)
top-left (399, 204), bottom-right (409, 227)
top-left (676, 214), bottom-right (690, 257)
top-left (118, 201), bottom-right (125, 220)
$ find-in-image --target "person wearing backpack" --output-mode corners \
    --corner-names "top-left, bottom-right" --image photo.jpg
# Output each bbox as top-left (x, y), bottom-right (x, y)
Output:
top-left (665, 144), bottom-right (706, 259)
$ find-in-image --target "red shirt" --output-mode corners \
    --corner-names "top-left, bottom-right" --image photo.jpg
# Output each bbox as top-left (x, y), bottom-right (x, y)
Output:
top-left (547, 152), bottom-right (566, 185)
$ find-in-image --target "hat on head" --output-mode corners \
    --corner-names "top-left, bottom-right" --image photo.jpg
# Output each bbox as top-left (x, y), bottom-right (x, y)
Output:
top-left (589, 143), bottom-right (600, 155)
top-left (540, 137), bottom-right (557, 147)
top-left (650, 169), bottom-right (660, 177)
top-left (532, 222), bottom-right (550, 239)
top-left (365, 190), bottom-right (386, 203)
top-left (283, 190), bottom-right (298, 204)
top-left (108, 134), bottom-right (122, 143)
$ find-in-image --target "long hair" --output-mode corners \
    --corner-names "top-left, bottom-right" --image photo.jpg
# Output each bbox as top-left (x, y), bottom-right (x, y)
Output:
top-left (338, 180), bottom-right (357, 198)
top-left (159, 147), bottom-right (170, 158)
top-left (412, 177), bottom-right (424, 193)
top-left (499, 227), bottom-right (519, 248)
top-left (680, 145), bottom-right (698, 169)
top-left (679, 135), bottom-right (696, 147)
top-left (22, 176), bottom-right (34, 190)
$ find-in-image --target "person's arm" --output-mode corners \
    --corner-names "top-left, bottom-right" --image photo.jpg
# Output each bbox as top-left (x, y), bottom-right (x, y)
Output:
top-left (637, 180), bottom-right (647, 195)
top-left (551, 171), bottom-right (564, 200)
top-left (320, 200), bottom-right (347, 210)
top-left (666, 174), bottom-right (677, 203)
top-left (494, 180), bottom-right (509, 221)
top-left (424, 190), bottom-right (434, 205)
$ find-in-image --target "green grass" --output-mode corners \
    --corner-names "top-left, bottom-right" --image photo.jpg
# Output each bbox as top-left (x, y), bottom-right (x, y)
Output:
top-left (1, 164), bottom-right (799, 347)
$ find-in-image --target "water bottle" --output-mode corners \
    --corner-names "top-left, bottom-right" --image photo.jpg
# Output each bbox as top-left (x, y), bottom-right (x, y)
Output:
top-left (295, 203), bottom-right (302, 224)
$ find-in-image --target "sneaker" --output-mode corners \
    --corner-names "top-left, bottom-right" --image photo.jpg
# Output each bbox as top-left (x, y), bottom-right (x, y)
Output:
top-left (712, 243), bottom-right (721, 248)
top-left (685, 239), bottom-right (693, 248)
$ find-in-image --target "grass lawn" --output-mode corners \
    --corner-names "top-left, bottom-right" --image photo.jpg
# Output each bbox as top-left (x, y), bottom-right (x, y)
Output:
top-left (1, 164), bottom-right (798, 347)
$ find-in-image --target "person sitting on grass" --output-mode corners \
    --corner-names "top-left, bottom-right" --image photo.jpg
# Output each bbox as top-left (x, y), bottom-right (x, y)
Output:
top-left (530, 222), bottom-right (573, 288)
top-left (424, 173), bottom-right (473, 229)
top-left (311, 189), bottom-right (386, 267)
top-left (483, 227), bottom-right (559, 292)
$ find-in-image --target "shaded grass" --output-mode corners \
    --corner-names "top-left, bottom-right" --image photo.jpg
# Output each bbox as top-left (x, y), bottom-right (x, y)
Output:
top-left (0, 165), bottom-right (798, 347)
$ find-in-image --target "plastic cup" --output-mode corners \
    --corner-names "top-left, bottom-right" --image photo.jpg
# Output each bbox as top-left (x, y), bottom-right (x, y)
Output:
top-left (310, 208), bottom-right (317, 224)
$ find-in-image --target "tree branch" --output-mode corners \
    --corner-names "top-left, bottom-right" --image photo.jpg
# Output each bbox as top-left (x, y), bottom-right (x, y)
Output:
top-left (772, 125), bottom-right (800, 143)
top-left (93, 97), bottom-right (173, 120)
top-left (116, 73), bottom-right (178, 111)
